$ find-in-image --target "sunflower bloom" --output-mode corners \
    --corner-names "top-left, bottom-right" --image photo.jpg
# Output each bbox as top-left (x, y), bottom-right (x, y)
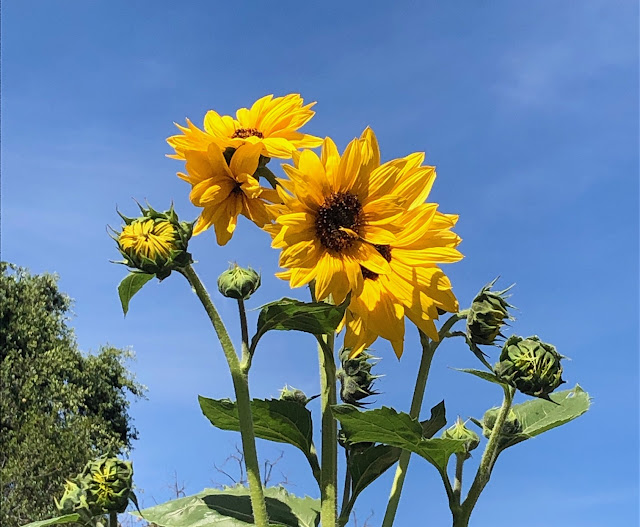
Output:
top-left (179, 142), bottom-right (279, 245)
top-left (118, 220), bottom-right (176, 261)
top-left (168, 94), bottom-right (322, 160)
top-left (268, 130), bottom-right (421, 304)
top-left (342, 130), bottom-right (463, 358)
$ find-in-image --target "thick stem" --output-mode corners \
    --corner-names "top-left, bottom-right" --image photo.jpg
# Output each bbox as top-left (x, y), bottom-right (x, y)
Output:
top-left (109, 512), bottom-right (118, 527)
top-left (452, 454), bottom-right (465, 505)
top-left (338, 450), bottom-right (352, 527)
top-left (460, 386), bottom-right (515, 524)
top-left (318, 333), bottom-right (338, 527)
top-left (382, 311), bottom-right (468, 527)
top-left (237, 298), bottom-right (251, 372)
top-left (179, 265), bottom-right (269, 527)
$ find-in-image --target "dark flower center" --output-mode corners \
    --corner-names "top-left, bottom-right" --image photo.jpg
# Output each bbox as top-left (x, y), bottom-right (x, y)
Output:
top-left (232, 128), bottom-right (264, 139)
top-left (315, 192), bottom-right (363, 252)
top-left (361, 244), bottom-right (392, 281)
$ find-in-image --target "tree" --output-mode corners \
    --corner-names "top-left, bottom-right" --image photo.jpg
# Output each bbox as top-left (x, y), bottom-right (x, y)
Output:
top-left (0, 263), bottom-right (145, 527)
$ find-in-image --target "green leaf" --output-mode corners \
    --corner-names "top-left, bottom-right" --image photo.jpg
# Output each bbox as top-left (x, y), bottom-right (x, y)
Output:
top-left (117, 272), bottom-right (154, 315)
top-left (348, 444), bottom-right (401, 506)
top-left (199, 397), bottom-right (320, 485)
top-left (133, 486), bottom-right (320, 527)
top-left (457, 368), bottom-right (509, 387)
top-left (332, 405), bottom-right (467, 473)
top-left (420, 400), bottom-right (447, 439)
top-left (251, 297), bottom-right (349, 349)
top-left (20, 514), bottom-right (81, 527)
top-left (511, 384), bottom-right (590, 444)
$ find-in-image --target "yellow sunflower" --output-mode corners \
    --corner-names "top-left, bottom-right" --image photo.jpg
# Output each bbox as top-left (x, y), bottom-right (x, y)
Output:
top-left (341, 131), bottom-right (463, 358)
top-left (118, 219), bottom-right (176, 261)
top-left (268, 131), bottom-right (416, 304)
top-left (179, 142), bottom-right (279, 245)
top-left (167, 94), bottom-right (322, 160)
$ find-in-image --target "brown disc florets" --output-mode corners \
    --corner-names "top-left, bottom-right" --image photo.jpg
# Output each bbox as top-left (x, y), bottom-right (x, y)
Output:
top-left (315, 192), bottom-right (363, 252)
top-left (232, 127), bottom-right (264, 139)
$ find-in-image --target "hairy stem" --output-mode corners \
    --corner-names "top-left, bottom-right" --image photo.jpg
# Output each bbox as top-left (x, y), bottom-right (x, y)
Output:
top-left (456, 385), bottom-right (515, 526)
top-left (338, 449), bottom-right (352, 527)
top-left (318, 332), bottom-right (338, 527)
top-left (452, 454), bottom-right (465, 506)
top-left (382, 310), bottom-right (468, 527)
top-left (180, 265), bottom-right (269, 527)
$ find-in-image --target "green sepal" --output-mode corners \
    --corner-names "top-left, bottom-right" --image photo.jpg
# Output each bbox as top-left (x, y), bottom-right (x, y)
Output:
top-left (117, 272), bottom-right (154, 316)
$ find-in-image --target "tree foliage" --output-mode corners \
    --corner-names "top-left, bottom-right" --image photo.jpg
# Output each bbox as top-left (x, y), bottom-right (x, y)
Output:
top-left (0, 263), bottom-right (145, 527)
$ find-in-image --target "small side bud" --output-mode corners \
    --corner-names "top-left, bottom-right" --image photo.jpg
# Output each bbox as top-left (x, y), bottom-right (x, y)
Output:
top-left (466, 278), bottom-right (514, 346)
top-left (337, 348), bottom-right (381, 407)
top-left (279, 385), bottom-right (312, 406)
top-left (494, 335), bottom-right (565, 400)
top-left (442, 417), bottom-right (480, 457)
top-left (481, 407), bottom-right (523, 449)
top-left (217, 264), bottom-right (261, 300)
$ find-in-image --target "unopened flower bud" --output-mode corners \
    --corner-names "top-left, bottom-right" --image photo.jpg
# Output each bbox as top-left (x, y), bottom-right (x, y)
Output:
top-left (494, 335), bottom-right (565, 400)
top-left (442, 417), bottom-right (480, 456)
top-left (279, 385), bottom-right (311, 405)
top-left (466, 278), bottom-right (514, 346)
top-left (114, 203), bottom-right (193, 280)
top-left (84, 456), bottom-right (134, 514)
top-left (217, 264), bottom-right (261, 300)
top-left (481, 407), bottom-right (523, 449)
top-left (337, 348), bottom-right (380, 407)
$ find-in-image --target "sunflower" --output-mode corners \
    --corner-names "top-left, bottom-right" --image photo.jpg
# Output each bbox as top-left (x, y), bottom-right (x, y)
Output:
top-left (167, 94), bottom-right (322, 160)
top-left (341, 131), bottom-right (463, 358)
top-left (268, 130), bottom-right (417, 304)
top-left (179, 142), bottom-right (279, 245)
top-left (118, 219), bottom-right (176, 262)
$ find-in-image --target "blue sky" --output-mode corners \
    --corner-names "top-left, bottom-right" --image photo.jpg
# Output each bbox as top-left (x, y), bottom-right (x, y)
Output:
top-left (2, 1), bottom-right (638, 526)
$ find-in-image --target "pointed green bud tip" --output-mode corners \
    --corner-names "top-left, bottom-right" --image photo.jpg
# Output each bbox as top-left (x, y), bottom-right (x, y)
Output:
top-left (337, 348), bottom-right (380, 407)
top-left (279, 385), bottom-right (310, 405)
top-left (466, 277), bottom-right (514, 346)
top-left (114, 203), bottom-right (194, 279)
top-left (217, 264), bottom-right (261, 300)
top-left (494, 335), bottom-right (565, 399)
top-left (442, 417), bottom-right (480, 454)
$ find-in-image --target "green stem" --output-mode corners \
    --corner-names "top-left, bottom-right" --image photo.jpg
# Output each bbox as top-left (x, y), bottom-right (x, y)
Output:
top-left (109, 512), bottom-right (117, 527)
top-left (237, 298), bottom-right (252, 372)
top-left (457, 385), bottom-right (515, 526)
top-left (179, 265), bottom-right (269, 527)
top-left (318, 332), bottom-right (338, 527)
top-left (338, 449), bottom-right (352, 527)
top-left (452, 454), bottom-right (465, 506)
top-left (382, 311), bottom-right (468, 527)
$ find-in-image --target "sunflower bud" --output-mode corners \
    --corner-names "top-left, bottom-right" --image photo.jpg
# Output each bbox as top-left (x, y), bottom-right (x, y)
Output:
top-left (114, 203), bottom-right (193, 280)
top-left (217, 264), bottom-right (261, 300)
top-left (279, 385), bottom-right (311, 406)
top-left (337, 348), bottom-right (380, 407)
top-left (442, 417), bottom-right (480, 457)
top-left (494, 335), bottom-right (565, 399)
top-left (480, 407), bottom-right (523, 449)
top-left (466, 278), bottom-right (514, 346)
top-left (83, 456), bottom-right (133, 514)
top-left (55, 455), bottom-right (134, 518)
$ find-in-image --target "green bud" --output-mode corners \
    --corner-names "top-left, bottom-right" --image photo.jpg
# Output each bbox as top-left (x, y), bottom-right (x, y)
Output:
top-left (217, 264), bottom-right (261, 300)
top-left (442, 417), bottom-right (480, 456)
top-left (279, 385), bottom-right (312, 405)
top-left (337, 348), bottom-right (380, 407)
top-left (494, 335), bottom-right (565, 400)
top-left (481, 407), bottom-right (523, 449)
top-left (113, 203), bottom-right (194, 280)
top-left (466, 278), bottom-right (514, 346)
top-left (84, 455), bottom-right (134, 514)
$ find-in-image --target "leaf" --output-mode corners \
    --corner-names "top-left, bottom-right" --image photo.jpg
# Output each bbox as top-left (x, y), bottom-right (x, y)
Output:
top-left (133, 486), bottom-right (320, 527)
top-left (348, 444), bottom-right (401, 505)
top-left (117, 272), bottom-right (154, 315)
top-left (199, 397), bottom-right (320, 484)
top-left (511, 384), bottom-right (590, 443)
top-left (20, 514), bottom-right (81, 527)
top-left (332, 405), bottom-right (467, 473)
top-left (420, 400), bottom-right (447, 438)
top-left (251, 297), bottom-right (348, 349)
top-left (456, 368), bottom-right (509, 387)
